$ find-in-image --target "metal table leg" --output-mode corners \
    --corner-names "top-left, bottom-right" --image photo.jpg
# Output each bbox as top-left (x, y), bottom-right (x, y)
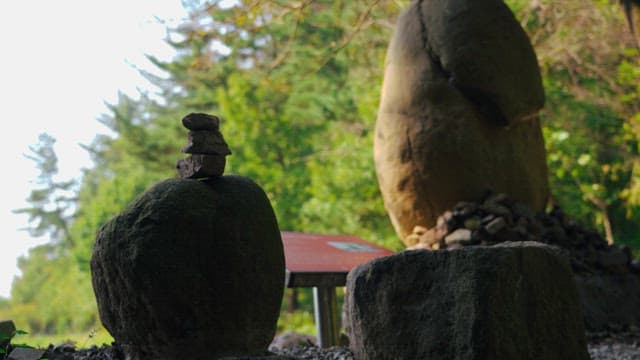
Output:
top-left (313, 286), bottom-right (339, 348)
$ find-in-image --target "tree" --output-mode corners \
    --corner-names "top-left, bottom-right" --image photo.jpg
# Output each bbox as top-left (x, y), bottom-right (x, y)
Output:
top-left (14, 133), bottom-right (77, 246)
top-left (511, 0), bottom-right (640, 246)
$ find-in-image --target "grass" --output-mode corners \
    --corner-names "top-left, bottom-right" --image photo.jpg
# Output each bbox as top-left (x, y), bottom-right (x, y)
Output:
top-left (11, 328), bottom-right (113, 349)
top-left (277, 310), bottom-right (317, 336)
top-left (3, 306), bottom-right (321, 352)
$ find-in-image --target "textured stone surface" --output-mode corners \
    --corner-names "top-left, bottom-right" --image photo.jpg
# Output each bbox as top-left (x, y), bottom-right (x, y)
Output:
top-left (575, 274), bottom-right (640, 333)
top-left (7, 347), bottom-right (46, 360)
top-left (182, 130), bottom-right (231, 155)
top-left (345, 242), bottom-right (589, 360)
top-left (91, 176), bottom-right (285, 360)
top-left (374, 0), bottom-right (549, 242)
top-left (182, 113), bottom-right (220, 131)
top-left (402, 194), bottom-right (640, 334)
top-left (176, 154), bottom-right (226, 179)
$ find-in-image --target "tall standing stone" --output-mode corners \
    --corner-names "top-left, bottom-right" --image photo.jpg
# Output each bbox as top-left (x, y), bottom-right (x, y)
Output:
top-left (374, 0), bottom-right (549, 243)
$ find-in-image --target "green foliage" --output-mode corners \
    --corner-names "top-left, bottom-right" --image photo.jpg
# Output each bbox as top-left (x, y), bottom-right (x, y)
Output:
top-left (509, 0), bottom-right (640, 247)
top-left (0, 327), bottom-right (30, 356)
top-left (4, 245), bottom-right (99, 334)
top-left (277, 311), bottom-right (316, 336)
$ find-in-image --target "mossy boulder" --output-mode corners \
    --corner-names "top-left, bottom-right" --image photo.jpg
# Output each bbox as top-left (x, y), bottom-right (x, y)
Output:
top-left (91, 176), bottom-right (285, 360)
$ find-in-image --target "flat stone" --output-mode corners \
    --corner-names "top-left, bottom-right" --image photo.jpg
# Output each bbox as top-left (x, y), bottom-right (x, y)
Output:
top-left (182, 130), bottom-right (231, 155)
top-left (182, 113), bottom-right (220, 131)
top-left (480, 203), bottom-right (512, 220)
top-left (0, 320), bottom-right (15, 348)
top-left (485, 217), bottom-right (507, 235)
top-left (444, 228), bottom-right (472, 245)
top-left (421, 227), bottom-right (446, 246)
top-left (176, 154), bottom-right (226, 179)
top-left (7, 347), bottom-right (46, 360)
top-left (345, 242), bottom-right (589, 360)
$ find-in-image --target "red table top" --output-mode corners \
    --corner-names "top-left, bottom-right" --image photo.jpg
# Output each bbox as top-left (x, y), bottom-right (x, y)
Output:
top-left (281, 231), bottom-right (395, 273)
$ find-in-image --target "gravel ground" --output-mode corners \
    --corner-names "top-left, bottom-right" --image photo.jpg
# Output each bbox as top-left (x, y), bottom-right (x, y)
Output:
top-left (587, 332), bottom-right (640, 360)
top-left (4, 335), bottom-right (636, 360)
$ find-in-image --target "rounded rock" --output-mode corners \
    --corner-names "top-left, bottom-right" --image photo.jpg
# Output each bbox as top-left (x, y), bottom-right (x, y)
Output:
top-left (91, 176), bottom-right (285, 360)
top-left (182, 113), bottom-right (220, 131)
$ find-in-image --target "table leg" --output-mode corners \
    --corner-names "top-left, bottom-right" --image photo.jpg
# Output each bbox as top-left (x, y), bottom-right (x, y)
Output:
top-left (313, 286), bottom-right (339, 348)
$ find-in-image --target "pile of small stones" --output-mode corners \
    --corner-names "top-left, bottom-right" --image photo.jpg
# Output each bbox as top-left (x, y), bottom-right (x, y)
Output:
top-left (175, 113), bottom-right (231, 179)
top-left (6, 339), bottom-right (638, 360)
top-left (405, 192), bottom-right (640, 275)
top-left (21, 342), bottom-right (356, 360)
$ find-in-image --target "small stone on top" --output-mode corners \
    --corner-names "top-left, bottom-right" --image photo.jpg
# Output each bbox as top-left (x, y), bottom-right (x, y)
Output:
top-left (182, 130), bottom-right (231, 155)
top-left (176, 154), bottom-right (226, 179)
top-left (182, 113), bottom-right (220, 131)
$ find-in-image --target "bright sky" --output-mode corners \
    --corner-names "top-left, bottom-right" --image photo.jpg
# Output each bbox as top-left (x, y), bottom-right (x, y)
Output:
top-left (0, 1), bottom-right (188, 298)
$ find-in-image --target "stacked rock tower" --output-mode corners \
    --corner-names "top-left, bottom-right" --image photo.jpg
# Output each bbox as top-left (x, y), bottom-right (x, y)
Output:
top-left (91, 113), bottom-right (285, 360)
top-left (176, 113), bottom-right (231, 179)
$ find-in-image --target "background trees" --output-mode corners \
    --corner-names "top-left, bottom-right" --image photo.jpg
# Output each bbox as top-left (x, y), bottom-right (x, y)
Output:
top-left (3, 0), bottom-right (639, 336)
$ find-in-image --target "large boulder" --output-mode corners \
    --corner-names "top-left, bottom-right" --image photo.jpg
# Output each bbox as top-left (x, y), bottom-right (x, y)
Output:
top-left (345, 242), bottom-right (589, 360)
top-left (91, 176), bottom-right (285, 360)
top-left (374, 0), bottom-right (549, 243)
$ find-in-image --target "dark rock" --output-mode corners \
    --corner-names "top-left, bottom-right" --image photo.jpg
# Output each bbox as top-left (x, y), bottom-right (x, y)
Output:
top-left (484, 193), bottom-right (509, 205)
top-left (481, 214), bottom-right (496, 225)
top-left (182, 113), bottom-right (220, 131)
top-left (345, 242), bottom-right (589, 360)
top-left (275, 346), bottom-right (356, 360)
top-left (7, 347), bottom-right (46, 360)
top-left (452, 201), bottom-right (478, 219)
top-left (463, 216), bottom-right (481, 230)
top-left (575, 273), bottom-right (640, 333)
top-left (91, 176), bottom-right (285, 360)
top-left (182, 130), bottom-right (231, 155)
top-left (480, 203), bottom-right (513, 223)
top-left (484, 216), bottom-right (507, 234)
top-left (596, 247), bottom-right (629, 270)
top-left (52, 342), bottom-right (75, 353)
top-left (0, 320), bottom-right (15, 348)
top-left (176, 154), bottom-right (226, 179)
top-left (219, 355), bottom-right (296, 360)
top-left (374, 0), bottom-right (549, 243)
top-left (512, 201), bottom-right (536, 220)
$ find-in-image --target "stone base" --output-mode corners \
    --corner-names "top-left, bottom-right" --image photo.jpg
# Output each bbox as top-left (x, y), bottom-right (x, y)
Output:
top-left (345, 242), bottom-right (589, 360)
